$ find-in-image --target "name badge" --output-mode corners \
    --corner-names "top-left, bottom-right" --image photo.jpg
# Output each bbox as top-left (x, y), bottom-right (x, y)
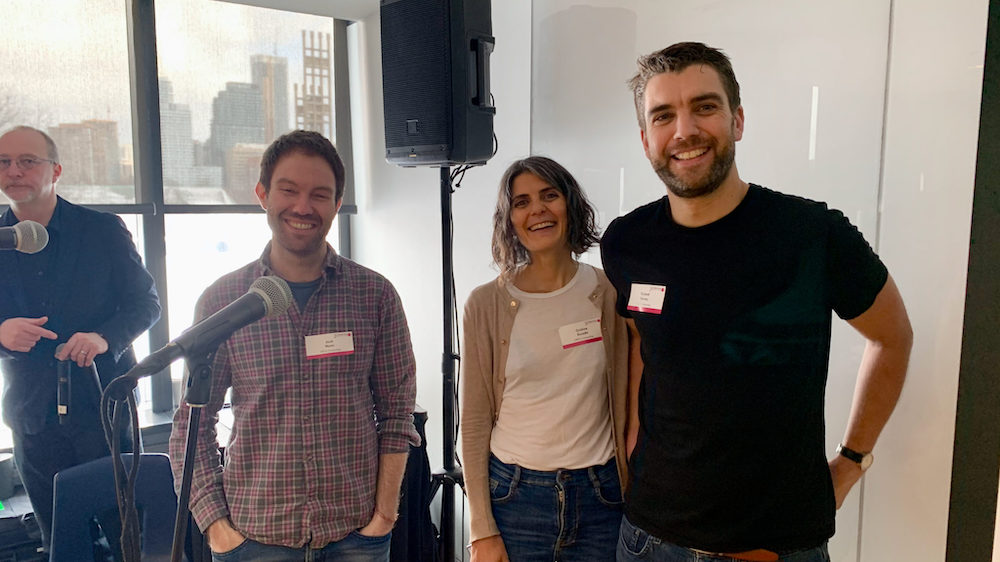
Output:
top-left (558, 318), bottom-right (603, 349)
top-left (627, 283), bottom-right (666, 314)
top-left (305, 331), bottom-right (354, 359)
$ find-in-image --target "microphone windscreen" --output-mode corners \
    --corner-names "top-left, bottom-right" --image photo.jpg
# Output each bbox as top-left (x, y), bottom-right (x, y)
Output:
top-left (249, 276), bottom-right (293, 317)
top-left (14, 220), bottom-right (48, 254)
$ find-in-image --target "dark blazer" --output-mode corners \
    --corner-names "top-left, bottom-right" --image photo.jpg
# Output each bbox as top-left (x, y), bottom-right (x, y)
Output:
top-left (0, 197), bottom-right (161, 434)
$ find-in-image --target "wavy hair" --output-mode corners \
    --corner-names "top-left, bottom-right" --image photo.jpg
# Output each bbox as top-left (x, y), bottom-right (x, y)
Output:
top-left (491, 156), bottom-right (600, 280)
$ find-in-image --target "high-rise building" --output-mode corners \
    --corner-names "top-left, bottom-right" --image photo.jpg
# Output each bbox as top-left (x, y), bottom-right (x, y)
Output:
top-left (159, 78), bottom-right (194, 186)
top-left (251, 54), bottom-right (289, 141)
top-left (294, 31), bottom-right (332, 138)
top-left (208, 82), bottom-right (265, 170)
top-left (225, 143), bottom-right (267, 204)
top-left (48, 120), bottom-right (120, 186)
top-left (85, 120), bottom-right (120, 186)
top-left (120, 144), bottom-right (134, 185)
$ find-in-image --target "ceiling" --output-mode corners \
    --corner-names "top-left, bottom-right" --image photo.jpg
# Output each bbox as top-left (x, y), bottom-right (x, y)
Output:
top-left (215, 0), bottom-right (379, 22)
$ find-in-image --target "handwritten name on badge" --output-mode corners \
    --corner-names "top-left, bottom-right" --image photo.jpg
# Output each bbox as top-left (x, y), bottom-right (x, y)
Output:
top-left (305, 332), bottom-right (354, 360)
top-left (627, 283), bottom-right (666, 314)
top-left (558, 318), bottom-right (603, 349)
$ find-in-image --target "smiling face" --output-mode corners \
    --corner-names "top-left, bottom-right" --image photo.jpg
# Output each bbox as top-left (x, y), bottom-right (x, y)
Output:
top-left (640, 64), bottom-right (744, 199)
top-left (510, 171), bottom-right (570, 258)
top-left (0, 128), bottom-right (61, 209)
top-left (255, 150), bottom-right (342, 260)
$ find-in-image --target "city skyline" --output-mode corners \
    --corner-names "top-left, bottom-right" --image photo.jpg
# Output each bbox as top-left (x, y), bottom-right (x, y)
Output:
top-left (0, 0), bottom-right (334, 144)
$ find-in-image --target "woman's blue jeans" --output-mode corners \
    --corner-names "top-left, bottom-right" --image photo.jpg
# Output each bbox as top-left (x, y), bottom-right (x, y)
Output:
top-left (489, 454), bottom-right (623, 561)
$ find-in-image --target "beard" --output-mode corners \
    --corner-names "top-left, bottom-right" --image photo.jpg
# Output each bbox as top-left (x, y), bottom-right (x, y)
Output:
top-left (266, 209), bottom-right (331, 258)
top-left (652, 132), bottom-right (736, 199)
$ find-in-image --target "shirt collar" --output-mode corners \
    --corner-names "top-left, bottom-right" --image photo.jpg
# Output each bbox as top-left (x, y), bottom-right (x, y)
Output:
top-left (0, 196), bottom-right (65, 230)
top-left (45, 196), bottom-right (66, 234)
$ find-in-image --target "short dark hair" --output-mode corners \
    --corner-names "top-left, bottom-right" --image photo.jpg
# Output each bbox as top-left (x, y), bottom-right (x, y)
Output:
top-left (628, 42), bottom-right (741, 129)
top-left (2, 125), bottom-right (60, 161)
top-left (258, 130), bottom-right (346, 201)
top-left (491, 156), bottom-right (600, 279)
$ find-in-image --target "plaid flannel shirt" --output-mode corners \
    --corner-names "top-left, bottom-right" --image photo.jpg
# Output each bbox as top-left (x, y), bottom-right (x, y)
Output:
top-left (169, 244), bottom-right (419, 548)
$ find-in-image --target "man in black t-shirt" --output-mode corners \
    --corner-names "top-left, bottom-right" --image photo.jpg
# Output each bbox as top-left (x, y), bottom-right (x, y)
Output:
top-left (601, 43), bottom-right (913, 561)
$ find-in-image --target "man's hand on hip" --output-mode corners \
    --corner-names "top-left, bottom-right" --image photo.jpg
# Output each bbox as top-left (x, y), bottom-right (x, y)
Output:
top-left (206, 517), bottom-right (246, 554)
top-left (55, 332), bottom-right (109, 368)
top-left (0, 316), bottom-right (57, 352)
top-left (828, 454), bottom-right (865, 510)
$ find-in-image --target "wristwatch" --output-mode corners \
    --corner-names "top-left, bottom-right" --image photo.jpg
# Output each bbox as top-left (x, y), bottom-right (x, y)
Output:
top-left (836, 443), bottom-right (874, 471)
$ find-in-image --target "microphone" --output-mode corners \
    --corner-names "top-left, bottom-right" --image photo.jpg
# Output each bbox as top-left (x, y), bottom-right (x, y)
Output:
top-left (136, 276), bottom-right (293, 374)
top-left (0, 220), bottom-right (49, 253)
top-left (56, 344), bottom-right (71, 424)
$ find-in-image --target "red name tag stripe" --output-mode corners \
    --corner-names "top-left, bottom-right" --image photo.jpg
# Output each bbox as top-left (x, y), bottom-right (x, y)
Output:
top-left (562, 336), bottom-right (603, 349)
top-left (307, 350), bottom-right (354, 360)
top-left (627, 305), bottom-right (662, 314)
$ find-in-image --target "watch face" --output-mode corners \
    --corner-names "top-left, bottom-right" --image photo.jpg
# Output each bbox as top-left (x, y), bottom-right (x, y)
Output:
top-left (860, 454), bottom-right (874, 471)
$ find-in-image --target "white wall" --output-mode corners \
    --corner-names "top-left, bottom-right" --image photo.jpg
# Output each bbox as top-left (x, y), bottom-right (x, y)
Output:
top-left (871, 1), bottom-right (989, 560)
top-left (351, 1), bottom-right (991, 560)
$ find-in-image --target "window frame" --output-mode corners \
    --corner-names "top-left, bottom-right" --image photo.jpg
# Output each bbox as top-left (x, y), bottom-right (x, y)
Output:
top-left (1, 1), bottom-right (356, 417)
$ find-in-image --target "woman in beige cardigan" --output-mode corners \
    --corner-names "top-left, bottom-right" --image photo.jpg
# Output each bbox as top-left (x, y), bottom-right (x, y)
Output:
top-left (459, 156), bottom-right (630, 562)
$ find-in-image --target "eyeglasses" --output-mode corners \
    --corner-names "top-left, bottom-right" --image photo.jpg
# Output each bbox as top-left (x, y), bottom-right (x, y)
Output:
top-left (0, 156), bottom-right (58, 171)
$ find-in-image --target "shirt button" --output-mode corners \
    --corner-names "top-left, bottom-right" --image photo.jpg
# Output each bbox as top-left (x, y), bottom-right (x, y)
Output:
top-left (510, 301), bottom-right (516, 308)
top-left (500, 339), bottom-right (507, 345)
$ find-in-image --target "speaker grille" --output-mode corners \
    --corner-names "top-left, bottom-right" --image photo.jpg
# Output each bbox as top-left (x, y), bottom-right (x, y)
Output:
top-left (381, 0), bottom-right (452, 150)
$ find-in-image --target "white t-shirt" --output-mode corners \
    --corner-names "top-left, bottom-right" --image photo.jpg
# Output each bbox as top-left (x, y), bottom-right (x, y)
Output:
top-left (490, 263), bottom-right (615, 470)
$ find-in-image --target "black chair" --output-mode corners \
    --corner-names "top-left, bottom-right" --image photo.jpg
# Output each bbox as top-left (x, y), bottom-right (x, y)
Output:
top-left (49, 453), bottom-right (177, 562)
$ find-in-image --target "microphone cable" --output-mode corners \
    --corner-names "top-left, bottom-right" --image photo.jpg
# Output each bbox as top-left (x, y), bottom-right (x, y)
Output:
top-left (100, 373), bottom-right (143, 562)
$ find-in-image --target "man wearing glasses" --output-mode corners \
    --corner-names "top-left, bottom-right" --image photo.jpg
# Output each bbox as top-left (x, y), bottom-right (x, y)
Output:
top-left (0, 125), bottom-right (161, 552)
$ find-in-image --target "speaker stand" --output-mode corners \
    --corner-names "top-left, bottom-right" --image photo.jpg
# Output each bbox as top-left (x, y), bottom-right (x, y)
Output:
top-left (434, 165), bottom-right (464, 562)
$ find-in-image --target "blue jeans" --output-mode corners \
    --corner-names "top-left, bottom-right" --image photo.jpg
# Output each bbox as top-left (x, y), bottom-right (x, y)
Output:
top-left (490, 454), bottom-right (623, 561)
top-left (211, 531), bottom-right (391, 562)
top-left (616, 516), bottom-right (830, 562)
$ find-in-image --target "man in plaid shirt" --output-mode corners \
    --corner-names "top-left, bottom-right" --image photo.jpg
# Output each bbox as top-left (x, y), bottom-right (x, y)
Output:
top-left (169, 130), bottom-right (419, 561)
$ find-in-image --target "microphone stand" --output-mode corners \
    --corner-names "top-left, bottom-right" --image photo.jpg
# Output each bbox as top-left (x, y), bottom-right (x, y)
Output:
top-left (435, 166), bottom-right (464, 562)
top-left (169, 348), bottom-right (217, 562)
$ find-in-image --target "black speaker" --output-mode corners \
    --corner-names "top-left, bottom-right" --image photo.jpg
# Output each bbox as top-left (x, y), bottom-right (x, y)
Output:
top-left (380, 0), bottom-right (495, 167)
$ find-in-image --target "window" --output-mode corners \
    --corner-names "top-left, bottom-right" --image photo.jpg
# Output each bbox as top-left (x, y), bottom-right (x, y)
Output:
top-left (0, 0), bottom-right (134, 205)
top-left (155, 0), bottom-right (336, 205)
top-left (0, 0), bottom-right (354, 451)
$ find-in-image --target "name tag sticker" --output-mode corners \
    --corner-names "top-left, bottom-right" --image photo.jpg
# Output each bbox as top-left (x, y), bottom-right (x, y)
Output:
top-left (627, 283), bottom-right (666, 314)
top-left (558, 318), bottom-right (603, 349)
top-left (305, 331), bottom-right (354, 359)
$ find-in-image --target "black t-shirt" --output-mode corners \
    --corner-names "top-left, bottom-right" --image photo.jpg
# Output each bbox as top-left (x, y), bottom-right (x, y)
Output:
top-left (600, 184), bottom-right (887, 552)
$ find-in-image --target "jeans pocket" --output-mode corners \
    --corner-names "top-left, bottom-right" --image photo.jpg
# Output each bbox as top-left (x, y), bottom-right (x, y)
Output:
top-left (594, 474), bottom-right (624, 508)
top-left (211, 538), bottom-right (250, 559)
top-left (349, 529), bottom-right (393, 543)
top-left (618, 517), bottom-right (652, 557)
top-left (488, 475), bottom-right (517, 503)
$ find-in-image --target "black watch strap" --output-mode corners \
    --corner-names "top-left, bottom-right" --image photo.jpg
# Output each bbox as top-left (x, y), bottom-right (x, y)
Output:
top-left (836, 443), bottom-right (873, 470)
top-left (836, 444), bottom-right (865, 464)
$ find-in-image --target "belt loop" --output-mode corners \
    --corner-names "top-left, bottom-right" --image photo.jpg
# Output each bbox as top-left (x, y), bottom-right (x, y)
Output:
top-left (588, 465), bottom-right (602, 491)
top-left (512, 464), bottom-right (521, 487)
